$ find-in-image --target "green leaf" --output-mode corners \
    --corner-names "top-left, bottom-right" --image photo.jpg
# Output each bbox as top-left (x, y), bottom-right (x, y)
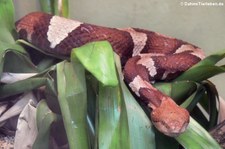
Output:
top-left (86, 50), bottom-right (154, 149)
top-left (17, 39), bottom-right (67, 60)
top-left (0, 0), bottom-right (34, 80)
top-left (176, 118), bottom-right (221, 149)
top-left (115, 54), bottom-right (155, 149)
top-left (154, 81), bottom-right (197, 104)
top-left (155, 131), bottom-right (179, 149)
top-left (175, 65), bottom-right (225, 82)
top-left (53, 0), bottom-right (69, 17)
top-left (201, 80), bottom-right (219, 129)
top-left (36, 57), bottom-right (58, 72)
top-left (0, 41), bottom-right (26, 53)
top-left (0, 38), bottom-right (32, 77)
top-left (0, 43), bottom-right (30, 75)
top-left (0, 0), bottom-right (16, 43)
top-left (193, 49), bottom-right (225, 67)
top-left (3, 50), bottom-right (37, 73)
top-left (39, 0), bottom-right (69, 17)
top-left (120, 81), bottom-right (156, 149)
top-left (39, 0), bottom-right (54, 14)
top-left (0, 77), bottom-right (48, 99)
top-left (191, 105), bottom-right (209, 129)
top-left (72, 41), bottom-right (118, 86)
top-left (86, 75), bottom-right (97, 147)
top-left (32, 66), bottom-right (62, 114)
top-left (57, 60), bottom-right (89, 149)
top-left (97, 83), bottom-right (131, 149)
top-left (33, 100), bottom-right (59, 149)
top-left (175, 49), bottom-right (225, 82)
top-left (180, 86), bottom-right (205, 111)
top-left (44, 73), bottom-right (62, 113)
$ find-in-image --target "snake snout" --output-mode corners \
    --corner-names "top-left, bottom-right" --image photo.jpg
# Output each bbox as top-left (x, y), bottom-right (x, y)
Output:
top-left (150, 98), bottom-right (190, 137)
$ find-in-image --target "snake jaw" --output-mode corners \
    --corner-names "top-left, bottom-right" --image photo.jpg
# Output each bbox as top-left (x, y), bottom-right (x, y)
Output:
top-left (150, 98), bottom-right (190, 137)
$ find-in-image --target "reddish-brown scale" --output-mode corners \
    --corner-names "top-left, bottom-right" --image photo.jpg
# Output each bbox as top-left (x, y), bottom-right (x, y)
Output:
top-left (139, 88), bottom-right (163, 107)
top-left (16, 12), bottom-right (205, 137)
top-left (133, 28), bottom-right (184, 54)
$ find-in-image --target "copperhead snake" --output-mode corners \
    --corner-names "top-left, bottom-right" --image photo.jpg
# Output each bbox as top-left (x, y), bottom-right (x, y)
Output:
top-left (15, 12), bottom-right (205, 137)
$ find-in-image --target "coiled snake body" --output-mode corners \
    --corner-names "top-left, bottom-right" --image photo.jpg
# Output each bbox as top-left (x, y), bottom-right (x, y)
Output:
top-left (16, 12), bottom-right (205, 137)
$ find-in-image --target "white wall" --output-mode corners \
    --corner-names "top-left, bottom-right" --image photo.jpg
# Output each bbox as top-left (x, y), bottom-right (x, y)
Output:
top-left (14, 0), bottom-right (225, 98)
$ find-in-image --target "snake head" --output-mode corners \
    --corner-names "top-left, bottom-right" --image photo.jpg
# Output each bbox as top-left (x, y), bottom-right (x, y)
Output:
top-left (150, 98), bottom-right (189, 137)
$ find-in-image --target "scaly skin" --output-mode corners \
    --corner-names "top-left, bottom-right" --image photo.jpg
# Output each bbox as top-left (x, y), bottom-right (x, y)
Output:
top-left (15, 12), bottom-right (205, 136)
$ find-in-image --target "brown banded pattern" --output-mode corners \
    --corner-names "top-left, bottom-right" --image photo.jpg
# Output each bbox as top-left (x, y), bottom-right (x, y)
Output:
top-left (16, 12), bottom-right (205, 137)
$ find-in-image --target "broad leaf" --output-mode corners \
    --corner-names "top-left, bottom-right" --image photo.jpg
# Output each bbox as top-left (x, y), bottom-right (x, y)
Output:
top-left (201, 81), bottom-right (219, 129)
top-left (0, 77), bottom-right (48, 99)
top-left (57, 61), bottom-right (89, 149)
top-left (175, 49), bottom-right (225, 82)
top-left (0, 0), bottom-right (15, 43)
top-left (39, 0), bottom-right (54, 14)
top-left (180, 86), bottom-right (205, 111)
top-left (175, 65), bottom-right (225, 82)
top-left (3, 50), bottom-right (37, 73)
top-left (115, 54), bottom-right (155, 149)
top-left (72, 41), bottom-right (118, 86)
top-left (154, 81), bottom-right (197, 104)
top-left (53, 0), bottom-right (69, 17)
top-left (33, 100), bottom-right (59, 149)
top-left (97, 83), bottom-right (131, 149)
top-left (193, 49), bottom-right (225, 67)
top-left (176, 118), bottom-right (221, 149)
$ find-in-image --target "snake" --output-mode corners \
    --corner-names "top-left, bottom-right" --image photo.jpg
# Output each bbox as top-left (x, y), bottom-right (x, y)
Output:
top-left (15, 12), bottom-right (205, 137)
